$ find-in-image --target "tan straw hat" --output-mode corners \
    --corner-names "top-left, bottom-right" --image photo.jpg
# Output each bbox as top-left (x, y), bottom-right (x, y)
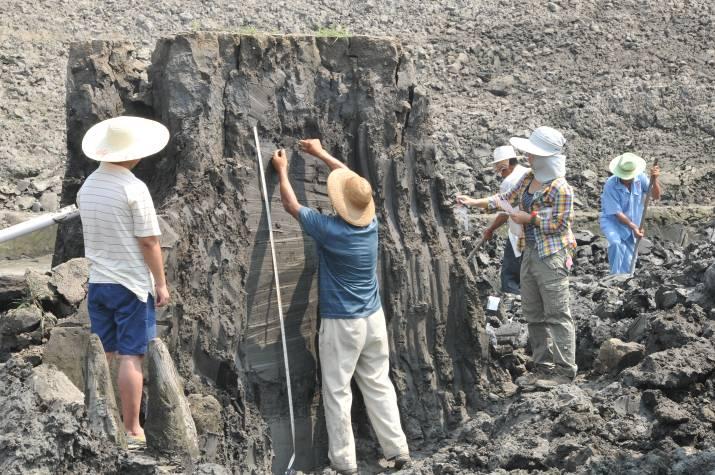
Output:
top-left (82, 116), bottom-right (170, 162)
top-left (327, 168), bottom-right (376, 227)
top-left (609, 152), bottom-right (646, 181)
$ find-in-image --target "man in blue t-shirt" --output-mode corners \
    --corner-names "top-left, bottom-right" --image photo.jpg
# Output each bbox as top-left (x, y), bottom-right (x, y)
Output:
top-left (599, 153), bottom-right (661, 274)
top-left (271, 139), bottom-right (410, 474)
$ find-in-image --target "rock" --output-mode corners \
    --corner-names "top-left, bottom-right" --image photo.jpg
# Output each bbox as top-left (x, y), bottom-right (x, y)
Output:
top-left (84, 334), bottom-right (126, 448)
top-left (0, 274), bottom-right (27, 310)
top-left (194, 464), bottom-right (231, 475)
top-left (145, 338), bottom-right (200, 461)
top-left (573, 230), bottom-right (595, 245)
top-left (50, 258), bottom-right (89, 305)
top-left (672, 451), bottom-right (715, 475)
top-left (0, 305), bottom-right (43, 351)
top-left (655, 287), bottom-right (681, 310)
top-left (594, 291), bottom-right (624, 319)
top-left (447, 62), bottom-right (462, 74)
top-left (642, 390), bottom-right (690, 424)
top-left (621, 341), bottom-right (715, 389)
top-left (188, 393), bottom-right (223, 435)
top-left (645, 313), bottom-right (699, 353)
top-left (16, 195), bottom-right (35, 210)
top-left (705, 263), bottom-right (715, 295)
top-left (39, 191), bottom-right (59, 211)
top-left (595, 338), bottom-right (645, 374)
top-left (0, 359), bottom-right (118, 473)
top-left (24, 269), bottom-right (54, 302)
top-left (486, 75), bottom-right (514, 97)
top-left (43, 326), bottom-right (90, 390)
top-left (29, 364), bottom-right (84, 406)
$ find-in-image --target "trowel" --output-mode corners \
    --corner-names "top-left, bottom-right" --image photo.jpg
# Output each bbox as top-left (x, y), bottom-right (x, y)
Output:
top-left (465, 212), bottom-right (509, 273)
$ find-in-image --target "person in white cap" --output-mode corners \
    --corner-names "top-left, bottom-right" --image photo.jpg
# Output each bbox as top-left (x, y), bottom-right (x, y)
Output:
top-left (271, 139), bottom-right (410, 474)
top-left (456, 126), bottom-right (577, 390)
top-left (599, 152), bottom-right (661, 274)
top-left (78, 116), bottom-right (171, 444)
top-left (482, 145), bottom-right (530, 294)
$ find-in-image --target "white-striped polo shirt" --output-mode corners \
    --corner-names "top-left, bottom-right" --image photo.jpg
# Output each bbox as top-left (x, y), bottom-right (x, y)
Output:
top-left (77, 162), bottom-right (161, 302)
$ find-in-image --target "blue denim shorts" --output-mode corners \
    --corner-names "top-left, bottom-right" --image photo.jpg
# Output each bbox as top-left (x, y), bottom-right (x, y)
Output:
top-left (88, 283), bottom-right (156, 355)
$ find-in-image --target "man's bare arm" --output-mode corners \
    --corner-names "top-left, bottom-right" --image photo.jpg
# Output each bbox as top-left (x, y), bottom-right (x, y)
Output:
top-left (272, 149), bottom-right (302, 219)
top-left (649, 165), bottom-right (662, 200)
top-left (299, 139), bottom-right (348, 171)
top-left (136, 235), bottom-right (170, 307)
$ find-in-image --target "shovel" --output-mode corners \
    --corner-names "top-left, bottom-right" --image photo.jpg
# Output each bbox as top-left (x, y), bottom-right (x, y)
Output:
top-left (629, 158), bottom-right (659, 275)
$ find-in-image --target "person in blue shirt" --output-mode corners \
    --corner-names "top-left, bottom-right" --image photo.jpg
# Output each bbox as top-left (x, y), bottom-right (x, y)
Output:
top-left (271, 139), bottom-right (410, 475)
top-left (599, 153), bottom-right (661, 274)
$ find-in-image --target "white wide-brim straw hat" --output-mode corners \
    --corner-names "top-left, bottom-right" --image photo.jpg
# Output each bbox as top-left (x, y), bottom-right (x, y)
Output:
top-left (510, 126), bottom-right (566, 157)
top-left (489, 145), bottom-right (517, 164)
top-left (327, 168), bottom-right (376, 227)
top-left (609, 152), bottom-right (646, 181)
top-left (82, 116), bottom-right (170, 162)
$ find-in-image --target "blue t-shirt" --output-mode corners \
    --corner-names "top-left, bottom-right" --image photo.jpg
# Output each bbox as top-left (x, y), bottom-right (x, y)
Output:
top-left (599, 173), bottom-right (650, 242)
top-left (298, 207), bottom-right (382, 319)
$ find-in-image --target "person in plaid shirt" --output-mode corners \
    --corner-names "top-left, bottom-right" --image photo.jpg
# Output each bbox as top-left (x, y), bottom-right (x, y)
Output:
top-left (457, 126), bottom-right (577, 390)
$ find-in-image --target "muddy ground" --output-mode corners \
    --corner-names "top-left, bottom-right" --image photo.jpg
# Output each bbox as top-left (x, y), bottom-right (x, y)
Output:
top-left (1, 1), bottom-right (715, 474)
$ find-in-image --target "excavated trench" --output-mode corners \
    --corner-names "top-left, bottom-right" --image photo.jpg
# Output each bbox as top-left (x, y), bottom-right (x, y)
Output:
top-left (53, 33), bottom-right (486, 473)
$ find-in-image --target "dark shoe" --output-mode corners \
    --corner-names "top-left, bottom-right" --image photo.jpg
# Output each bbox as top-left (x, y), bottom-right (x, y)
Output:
top-left (390, 453), bottom-right (411, 469)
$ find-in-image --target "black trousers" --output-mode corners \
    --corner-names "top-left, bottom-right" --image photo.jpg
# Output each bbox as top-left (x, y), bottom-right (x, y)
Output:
top-left (501, 239), bottom-right (522, 294)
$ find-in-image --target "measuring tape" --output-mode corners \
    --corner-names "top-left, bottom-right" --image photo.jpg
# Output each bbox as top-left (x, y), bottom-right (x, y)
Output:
top-left (252, 126), bottom-right (296, 474)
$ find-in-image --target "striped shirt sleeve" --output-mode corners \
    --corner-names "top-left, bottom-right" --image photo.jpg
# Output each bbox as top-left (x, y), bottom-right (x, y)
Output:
top-left (126, 182), bottom-right (161, 238)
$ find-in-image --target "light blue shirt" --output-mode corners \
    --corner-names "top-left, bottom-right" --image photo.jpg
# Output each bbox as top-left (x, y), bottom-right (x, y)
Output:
top-left (599, 173), bottom-right (651, 242)
top-left (298, 207), bottom-right (381, 319)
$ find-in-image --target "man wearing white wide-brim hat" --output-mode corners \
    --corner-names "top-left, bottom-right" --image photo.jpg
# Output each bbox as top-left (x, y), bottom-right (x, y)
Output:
top-left (78, 116), bottom-right (171, 445)
top-left (271, 139), bottom-right (410, 474)
top-left (599, 152), bottom-right (662, 274)
top-left (482, 145), bottom-right (530, 294)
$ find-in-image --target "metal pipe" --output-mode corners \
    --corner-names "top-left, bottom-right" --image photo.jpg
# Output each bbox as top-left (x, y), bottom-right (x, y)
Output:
top-left (0, 205), bottom-right (79, 244)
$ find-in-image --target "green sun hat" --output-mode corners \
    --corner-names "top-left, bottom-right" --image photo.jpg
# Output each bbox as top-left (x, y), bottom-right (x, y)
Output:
top-left (609, 152), bottom-right (646, 181)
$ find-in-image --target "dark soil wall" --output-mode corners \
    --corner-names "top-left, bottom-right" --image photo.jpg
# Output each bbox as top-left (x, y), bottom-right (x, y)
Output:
top-left (54, 33), bottom-right (486, 473)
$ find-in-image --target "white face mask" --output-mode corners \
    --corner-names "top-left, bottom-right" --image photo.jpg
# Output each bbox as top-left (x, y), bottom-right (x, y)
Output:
top-left (531, 154), bottom-right (566, 182)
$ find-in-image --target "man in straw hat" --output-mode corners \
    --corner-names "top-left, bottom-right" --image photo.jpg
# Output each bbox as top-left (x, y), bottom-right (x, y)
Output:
top-left (482, 145), bottom-right (530, 294)
top-left (78, 116), bottom-right (171, 444)
top-left (271, 139), bottom-right (410, 474)
top-left (599, 152), bottom-right (661, 274)
top-left (457, 126), bottom-right (577, 390)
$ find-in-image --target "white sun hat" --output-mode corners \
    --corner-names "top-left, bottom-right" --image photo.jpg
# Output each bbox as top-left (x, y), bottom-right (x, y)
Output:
top-left (81, 116), bottom-right (170, 162)
top-left (609, 152), bottom-right (646, 181)
top-left (489, 145), bottom-right (518, 164)
top-left (509, 126), bottom-right (566, 157)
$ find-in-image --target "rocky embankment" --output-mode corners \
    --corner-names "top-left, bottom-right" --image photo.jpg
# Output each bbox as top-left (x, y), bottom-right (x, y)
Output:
top-left (1, 0), bottom-right (715, 473)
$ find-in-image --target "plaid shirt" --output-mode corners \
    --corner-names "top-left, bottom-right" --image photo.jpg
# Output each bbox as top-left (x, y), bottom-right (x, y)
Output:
top-left (487, 171), bottom-right (576, 257)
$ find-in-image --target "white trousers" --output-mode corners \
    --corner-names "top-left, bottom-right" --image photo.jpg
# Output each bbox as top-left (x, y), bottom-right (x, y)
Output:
top-left (319, 307), bottom-right (409, 471)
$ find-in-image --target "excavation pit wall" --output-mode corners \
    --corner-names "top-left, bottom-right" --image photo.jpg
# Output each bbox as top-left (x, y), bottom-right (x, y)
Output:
top-left (54, 33), bottom-right (486, 473)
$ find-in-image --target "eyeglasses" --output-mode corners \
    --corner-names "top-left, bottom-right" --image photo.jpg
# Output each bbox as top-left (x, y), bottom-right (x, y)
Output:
top-left (495, 166), bottom-right (509, 174)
